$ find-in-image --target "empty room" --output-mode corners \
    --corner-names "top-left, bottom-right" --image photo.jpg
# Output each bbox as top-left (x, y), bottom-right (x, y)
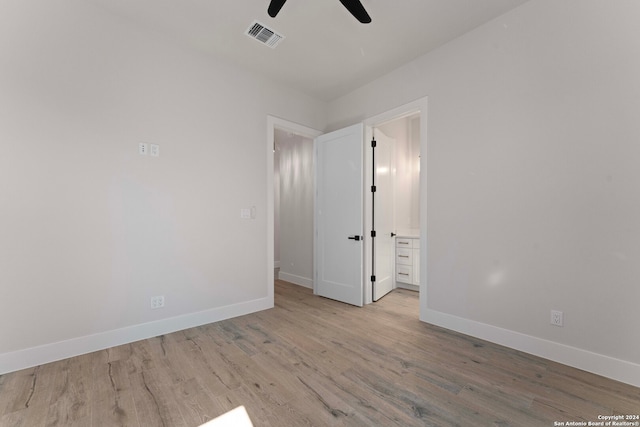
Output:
top-left (1, 0), bottom-right (639, 426)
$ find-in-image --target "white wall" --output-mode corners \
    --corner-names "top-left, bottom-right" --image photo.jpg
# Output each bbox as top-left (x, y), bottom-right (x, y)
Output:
top-left (378, 116), bottom-right (421, 233)
top-left (328, 0), bottom-right (640, 386)
top-left (0, 0), bottom-right (326, 373)
top-left (409, 116), bottom-right (420, 230)
top-left (275, 130), bottom-right (314, 287)
top-left (274, 145), bottom-right (281, 269)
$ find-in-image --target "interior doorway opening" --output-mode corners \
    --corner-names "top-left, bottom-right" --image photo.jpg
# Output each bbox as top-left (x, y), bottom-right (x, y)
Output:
top-left (274, 129), bottom-right (315, 288)
top-left (374, 113), bottom-right (421, 298)
top-left (267, 116), bottom-right (322, 301)
top-left (363, 97), bottom-right (426, 307)
top-left (267, 96), bottom-right (426, 316)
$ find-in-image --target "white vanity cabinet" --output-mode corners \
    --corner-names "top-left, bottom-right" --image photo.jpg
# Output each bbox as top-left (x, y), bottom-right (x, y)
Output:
top-left (395, 237), bottom-right (420, 288)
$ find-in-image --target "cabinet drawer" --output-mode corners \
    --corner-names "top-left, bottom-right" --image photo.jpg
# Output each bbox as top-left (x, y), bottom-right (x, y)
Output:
top-left (396, 248), bottom-right (413, 265)
top-left (396, 238), bottom-right (413, 248)
top-left (396, 265), bottom-right (413, 283)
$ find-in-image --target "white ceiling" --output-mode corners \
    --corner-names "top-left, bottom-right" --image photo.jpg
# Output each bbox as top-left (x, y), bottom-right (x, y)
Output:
top-left (86, 0), bottom-right (529, 101)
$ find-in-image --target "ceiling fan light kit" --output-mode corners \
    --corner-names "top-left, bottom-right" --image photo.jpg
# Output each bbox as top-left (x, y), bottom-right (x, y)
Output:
top-left (268, 0), bottom-right (372, 23)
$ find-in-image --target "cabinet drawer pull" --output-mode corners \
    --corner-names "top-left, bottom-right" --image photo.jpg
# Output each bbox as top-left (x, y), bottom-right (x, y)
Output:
top-left (399, 273), bottom-right (409, 276)
top-left (398, 242), bottom-right (409, 244)
top-left (398, 255), bottom-right (409, 258)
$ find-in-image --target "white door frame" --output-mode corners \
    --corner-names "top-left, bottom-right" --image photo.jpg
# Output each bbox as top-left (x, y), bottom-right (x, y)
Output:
top-left (362, 97), bottom-right (428, 310)
top-left (267, 116), bottom-right (322, 304)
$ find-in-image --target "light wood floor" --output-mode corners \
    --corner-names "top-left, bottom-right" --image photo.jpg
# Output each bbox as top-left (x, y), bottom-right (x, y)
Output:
top-left (1, 280), bottom-right (638, 426)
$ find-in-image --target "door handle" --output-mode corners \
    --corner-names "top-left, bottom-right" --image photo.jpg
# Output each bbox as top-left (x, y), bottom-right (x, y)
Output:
top-left (347, 235), bottom-right (361, 241)
top-left (390, 232), bottom-right (396, 237)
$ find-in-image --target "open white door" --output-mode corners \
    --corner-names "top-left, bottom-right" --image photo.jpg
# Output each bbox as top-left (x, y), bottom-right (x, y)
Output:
top-left (372, 129), bottom-right (395, 301)
top-left (315, 123), bottom-right (364, 307)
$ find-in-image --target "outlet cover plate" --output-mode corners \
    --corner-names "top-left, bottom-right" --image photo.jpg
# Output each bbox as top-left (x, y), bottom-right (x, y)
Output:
top-left (151, 295), bottom-right (165, 309)
top-left (551, 310), bottom-right (563, 327)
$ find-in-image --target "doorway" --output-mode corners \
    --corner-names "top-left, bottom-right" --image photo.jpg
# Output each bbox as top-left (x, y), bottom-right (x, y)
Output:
top-left (267, 116), bottom-right (322, 303)
top-left (266, 96), bottom-right (427, 313)
top-left (363, 97), bottom-right (427, 307)
top-left (310, 105), bottom-right (424, 307)
top-left (373, 113), bottom-right (421, 297)
top-left (274, 129), bottom-right (315, 288)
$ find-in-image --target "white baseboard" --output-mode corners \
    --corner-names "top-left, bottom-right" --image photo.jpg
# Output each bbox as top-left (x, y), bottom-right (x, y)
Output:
top-left (422, 308), bottom-right (640, 388)
top-left (278, 271), bottom-right (313, 288)
top-left (396, 282), bottom-right (419, 292)
top-left (0, 297), bottom-right (273, 375)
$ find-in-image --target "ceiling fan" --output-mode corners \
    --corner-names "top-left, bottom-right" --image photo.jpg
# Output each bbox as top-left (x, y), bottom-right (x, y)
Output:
top-left (268, 0), bottom-right (372, 24)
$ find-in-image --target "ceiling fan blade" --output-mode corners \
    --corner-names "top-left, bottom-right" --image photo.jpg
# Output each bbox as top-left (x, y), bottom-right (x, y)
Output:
top-left (338, 0), bottom-right (372, 23)
top-left (268, 0), bottom-right (287, 17)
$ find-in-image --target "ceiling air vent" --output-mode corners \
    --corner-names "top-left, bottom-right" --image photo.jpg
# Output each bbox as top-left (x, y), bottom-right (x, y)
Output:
top-left (246, 20), bottom-right (284, 49)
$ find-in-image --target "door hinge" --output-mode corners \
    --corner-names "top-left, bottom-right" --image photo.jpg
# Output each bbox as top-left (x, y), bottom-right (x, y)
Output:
top-left (371, 275), bottom-right (376, 282)
top-left (371, 185), bottom-right (376, 193)
top-left (370, 230), bottom-right (376, 238)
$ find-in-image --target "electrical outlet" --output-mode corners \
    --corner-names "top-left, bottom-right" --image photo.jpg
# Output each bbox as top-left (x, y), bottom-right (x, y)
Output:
top-left (139, 143), bottom-right (148, 155)
top-left (550, 310), bottom-right (563, 327)
top-left (240, 207), bottom-right (256, 219)
top-left (151, 295), bottom-right (165, 309)
top-left (150, 144), bottom-right (160, 157)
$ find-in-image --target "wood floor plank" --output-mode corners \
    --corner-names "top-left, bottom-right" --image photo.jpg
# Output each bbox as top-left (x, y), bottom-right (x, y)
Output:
top-left (43, 356), bottom-right (92, 427)
top-left (0, 408), bottom-right (44, 427)
top-left (1, 280), bottom-right (638, 427)
top-left (215, 342), bottom-right (297, 407)
top-left (89, 356), bottom-right (139, 427)
top-left (0, 361), bottom-right (60, 422)
top-left (457, 381), bottom-right (550, 426)
top-left (183, 331), bottom-right (243, 396)
top-left (128, 365), bottom-right (187, 427)
top-left (169, 377), bottom-right (224, 427)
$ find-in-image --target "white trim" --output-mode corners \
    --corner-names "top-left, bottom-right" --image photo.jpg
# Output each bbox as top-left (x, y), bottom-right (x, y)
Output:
top-left (277, 271), bottom-right (313, 289)
top-left (0, 297), bottom-right (272, 375)
top-left (363, 98), bottom-right (427, 129)
top-left (424, 308), bottom-right (640, 388)
top-left (268, 116), bottom-right (323, 140)
top-left (274, 260), bottom-right (281, 269)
